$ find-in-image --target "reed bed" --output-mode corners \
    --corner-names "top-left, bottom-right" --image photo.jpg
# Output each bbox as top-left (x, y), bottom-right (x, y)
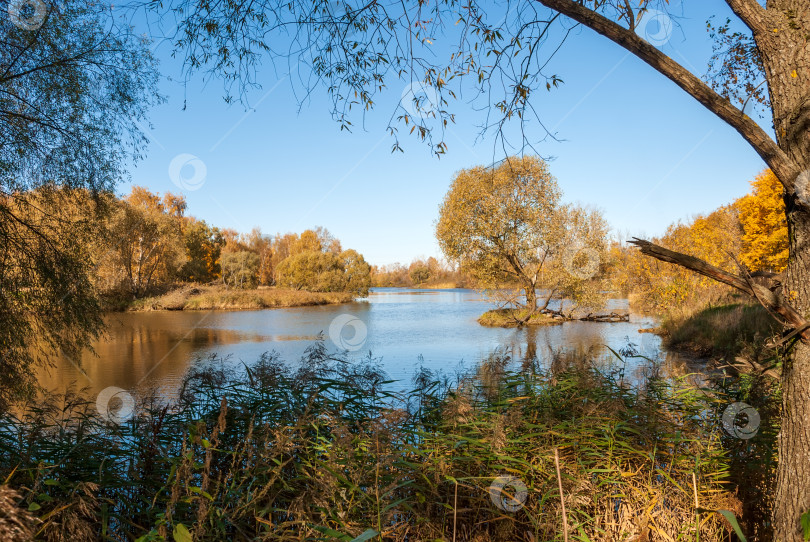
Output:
top-left (0, 344), bottom-right (759, 541)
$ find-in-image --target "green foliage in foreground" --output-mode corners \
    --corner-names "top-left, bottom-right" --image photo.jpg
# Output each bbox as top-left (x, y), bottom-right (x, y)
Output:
top-left (0, 345), bottom-right (771, 541)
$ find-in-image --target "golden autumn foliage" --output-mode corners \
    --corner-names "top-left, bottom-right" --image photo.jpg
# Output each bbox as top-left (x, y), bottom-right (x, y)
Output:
top-left (736, 170), bottom-right (789, 272)
top-left (617, 169), bottom-right (790, 315)
top-left (276, 249), bottom-right (371, 295)
top-left (611, 170), bottom-right (788, 313)
top-left (436, 156), bottom-right (609, 313)
top-left (101, 187), bottom-right (187, 298)
top-left (619, 205), bottom-right (742, 315)
top-left (178, 218), bottom-right (224, 283)
top-left (85, 187), bottom-right (370, 298)
top-left (371, 257), bottom-right (467, 288)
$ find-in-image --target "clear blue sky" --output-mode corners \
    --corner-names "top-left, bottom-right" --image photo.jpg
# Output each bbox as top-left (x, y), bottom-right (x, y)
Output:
top-left (126, 0), bottom-right (767, 267)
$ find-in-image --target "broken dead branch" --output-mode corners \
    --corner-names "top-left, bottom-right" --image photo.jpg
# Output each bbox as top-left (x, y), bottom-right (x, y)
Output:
top-left (629, 237), bottom-right (810, 344)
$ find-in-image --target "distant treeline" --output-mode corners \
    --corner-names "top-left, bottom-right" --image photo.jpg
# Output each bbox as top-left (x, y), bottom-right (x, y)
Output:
top-left (8, 167), bottom-right (783, 313)
top-left (371, 257), bottom-right (470, 288)
top-left (9, 186), bottom-right (373, 302)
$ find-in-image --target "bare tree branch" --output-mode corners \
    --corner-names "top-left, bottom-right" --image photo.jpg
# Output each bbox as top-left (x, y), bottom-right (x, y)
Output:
top-left (534, 0), bottom-right (799, 187)
top-left (629, 237), bottom-right (810, 344)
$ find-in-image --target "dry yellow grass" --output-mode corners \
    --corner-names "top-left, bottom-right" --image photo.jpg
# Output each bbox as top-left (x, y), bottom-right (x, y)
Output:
top-left (477, 308), bottom-right (562, 327)
top-left (0, 485), bottom-right (36, 541)
top-left (662, 302), bottom-right (780, 360)
top-left (421, 281), bottom-right (467, 289)
top-left (129, 284), bottom-right (354, 311)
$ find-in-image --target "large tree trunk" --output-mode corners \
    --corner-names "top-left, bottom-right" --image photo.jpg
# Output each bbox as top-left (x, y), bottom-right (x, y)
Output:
top-left (757, 5), bottom-right (810, 536)
top-left (524, 283), bottom-right (537, 313)
top-left (774, 204), bottom-right (810, 540)
top-left (632, 209), bottom-right (810, 539)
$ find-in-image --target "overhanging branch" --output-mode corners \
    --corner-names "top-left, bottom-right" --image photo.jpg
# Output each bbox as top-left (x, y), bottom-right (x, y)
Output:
top-left (629, 238), bottom-right (810, 344)
top-left (534, 0), bottom-right (799, 188)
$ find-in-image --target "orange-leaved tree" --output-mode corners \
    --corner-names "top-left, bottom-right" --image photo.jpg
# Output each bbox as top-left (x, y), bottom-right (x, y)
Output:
top-left (737, 170), bottom-right (789, 273)
top-left (621, 205), bottom-right (742, 315)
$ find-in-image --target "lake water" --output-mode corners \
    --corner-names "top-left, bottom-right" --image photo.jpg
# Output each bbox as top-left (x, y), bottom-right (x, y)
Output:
top-left (39, 288), bottom-right (669, 400)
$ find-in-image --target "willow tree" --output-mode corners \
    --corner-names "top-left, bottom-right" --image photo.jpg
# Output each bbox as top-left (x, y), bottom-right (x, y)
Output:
top-left (0, 1), bottom-right (158, 408)
top-left (436, 156), bottom-right (608, 316)
top-left (153, 0), bottom-right (809, 534)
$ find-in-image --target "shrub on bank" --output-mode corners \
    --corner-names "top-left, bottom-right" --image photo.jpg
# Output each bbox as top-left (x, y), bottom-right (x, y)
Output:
top-left (276, 249), bottom-right (372, 296)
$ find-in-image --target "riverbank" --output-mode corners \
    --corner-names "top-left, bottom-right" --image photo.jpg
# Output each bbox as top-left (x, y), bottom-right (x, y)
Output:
top-left (660, 302), bottom-right (779, 361)
top-left (416, 280), bottom-right (468, 289)
top-left (373, 280), bottom-right (470, 289)
top-left (118, 284), bottom-right (354, 312)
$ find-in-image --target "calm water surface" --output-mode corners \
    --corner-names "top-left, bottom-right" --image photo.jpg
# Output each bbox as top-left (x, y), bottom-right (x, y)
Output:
top-left (40, 288), bottom-right (667, 399)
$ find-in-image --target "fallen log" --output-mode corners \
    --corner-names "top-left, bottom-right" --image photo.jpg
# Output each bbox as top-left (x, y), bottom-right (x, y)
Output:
top-left (629, 237), bottom-right (809, 345)
top-left (538, 309), bottom-right (630, 322)
top-left (580, 312), bottom-right (630, 322)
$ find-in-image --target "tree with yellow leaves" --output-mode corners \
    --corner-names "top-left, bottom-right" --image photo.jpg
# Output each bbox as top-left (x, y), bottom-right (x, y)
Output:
top-left (436, 156), bottom-right (609, 314)
top-left (276, 249), bottom-right (371, 295)
top-left (106, 187), bottom-right (187, 298)
top-left (620, 205), bottom-right (742, 315)
top-left (619, 171), bottom-right (792, 315)
top-left (736, 170), bottom-right (789, 273)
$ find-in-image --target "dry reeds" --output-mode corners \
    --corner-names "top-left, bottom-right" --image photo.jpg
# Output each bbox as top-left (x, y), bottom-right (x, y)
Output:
top-left (127, 284), bottom-right (353, 311)
top-left (0, 346), bottom-right (760, 541)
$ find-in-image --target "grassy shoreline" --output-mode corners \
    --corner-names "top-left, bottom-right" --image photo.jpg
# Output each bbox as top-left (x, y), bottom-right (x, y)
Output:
top-left (478, 308), bottom-right (562, 327)
top-left (374, 280), bottom-right (470, 289)
top-left (414, 280), bottom-right (468, 289)
top-left (660, 302), bottom-right (780, 361)
top-left (115, 284), bottom-right (355, 312)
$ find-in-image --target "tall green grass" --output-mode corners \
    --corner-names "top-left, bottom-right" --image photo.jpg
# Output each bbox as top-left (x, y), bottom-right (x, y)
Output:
top-left (0, 344), bottom-right (766, 541)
